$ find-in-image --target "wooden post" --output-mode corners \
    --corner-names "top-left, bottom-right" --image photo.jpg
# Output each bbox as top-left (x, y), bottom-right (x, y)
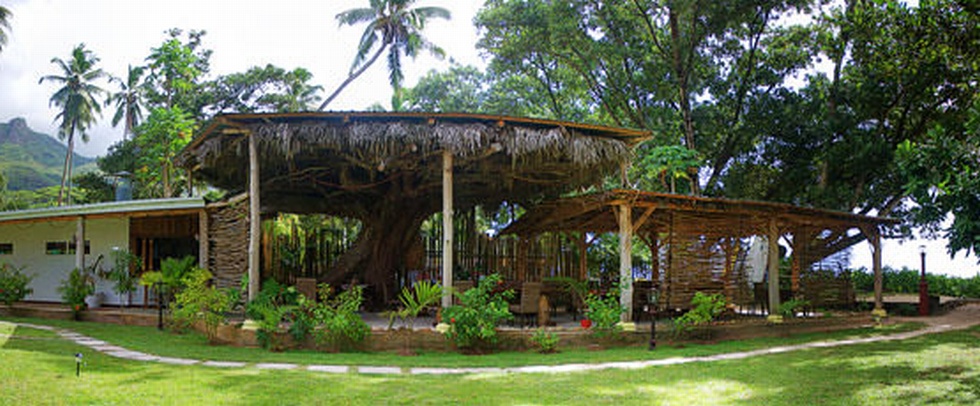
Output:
top-left (441, 149), bottom-right (454, 309)
top-left (198, 210), bottom-right (209, 270)
top-left (248, 131), bottom-right (261, 301)
top-left (791, 230), bottom-right (801, 296)
top-left (617, 204), bottom-right (633, 322)
top-left (576, 232), bottom-right (588, 281)
top-left (767, 219), bottom-right (781, 318)
top-left (75, 216), bottom-right (85, 270)
top-left (871, 227), bottom-right (884, 312)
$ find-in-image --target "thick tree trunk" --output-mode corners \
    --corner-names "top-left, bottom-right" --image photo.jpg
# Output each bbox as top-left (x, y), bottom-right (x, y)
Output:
top-left (324, 199), bottom-right (429, 309)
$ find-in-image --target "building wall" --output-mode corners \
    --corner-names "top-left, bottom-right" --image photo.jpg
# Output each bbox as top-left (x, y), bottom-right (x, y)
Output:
top-left (0, 217), bottom-right (131, 304)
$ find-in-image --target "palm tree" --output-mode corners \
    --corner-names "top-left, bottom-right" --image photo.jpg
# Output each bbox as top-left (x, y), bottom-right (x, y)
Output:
top-left (106, 65), bottom-right (147, 140)
top-left (0, 6), bottom-right (11, 54)
top-left (39, 44), bottom-right (107, 206)
top-left (318, 0), bottom-right (450, 111)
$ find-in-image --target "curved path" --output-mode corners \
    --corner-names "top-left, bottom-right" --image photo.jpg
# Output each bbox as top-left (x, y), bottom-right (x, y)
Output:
top-left (8, 304), bottom-right (980, 375)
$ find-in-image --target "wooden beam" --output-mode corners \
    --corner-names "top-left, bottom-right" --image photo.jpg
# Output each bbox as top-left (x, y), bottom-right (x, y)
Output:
top-left (767, 218), bottom-right (780, 317)
top-left (441, 149), bottom-right (454, 309)
top-left (617, 204), bottom-right (633, 322)
top-left (859, 225), bottom-right (884, 312)
top-left (632, 206), bottom-right (656, 234)
top-left (248, 131), bottom-right (261, 301)
top-left (75, 216), bottom-right (85, 271)
top-left (198, 210), bottom-right (209, 270)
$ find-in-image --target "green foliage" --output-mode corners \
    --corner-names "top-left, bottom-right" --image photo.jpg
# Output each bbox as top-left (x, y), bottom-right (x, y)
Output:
top-left (632, 144), bottom-right (702, 194)
top-left (306, 283), bottom-right (370, 352)
top-left (442, 274), bottom-right (514, 351)
top-left (244, 279), bottom-right (299, 351)
top-left (852, 267), bottom-right (980, 299)
top-left (672, 292), bottom-right (727, 338)
top-left (171, 267), bottom-right (233, 342)
top-left (0, 262), bottom-right (33, 305)
top-left (583, 288), bottom-right (626, 339)
top-left (140, 255), bottom-right (196, 294)
top-left (99, 249), bottom-right (141, 297)
top-left (58, 267), bottom-right (95, 317)
top-left (206, 64), bottom-right (323, 113)
top-left (132, 106), bottom-right (195, 198)
top-left (529, 328), bottom-right (560, 354)
top-left (387, 280), bottom-right (443, 330)
top-left (777, 298), bottom-right (811, 319)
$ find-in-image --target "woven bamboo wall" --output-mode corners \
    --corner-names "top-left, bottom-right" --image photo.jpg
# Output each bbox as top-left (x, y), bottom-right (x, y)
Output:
top-left (206, 196), bottom-right (249, 290)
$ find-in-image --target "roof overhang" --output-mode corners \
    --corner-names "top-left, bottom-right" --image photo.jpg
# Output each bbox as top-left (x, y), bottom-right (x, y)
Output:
top-left (0, 197), bottom-right (205, 225)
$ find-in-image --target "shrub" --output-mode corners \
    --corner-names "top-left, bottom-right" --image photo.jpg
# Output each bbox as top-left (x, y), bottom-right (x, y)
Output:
top-left (58, 267), bottom-right (95, 318)
top-left (0, 263), bottom-right (33, 306)
top-left (245, 279), bottom-right (300, 351)
top-left (672, 292), bottom-right (726, 339)
top-left (100, 249), bottom-right (141, 300)
top-left (442, 273), bottom-right (514, 351)
top-left (778, 298), bottom-right (811, 318)
top-left (386, 280), bottom-right (443, 330)
top-left (171, 267), bottom-right (234, 342)
top-left (530, 328), bottom-right (560, 353)
top-left (307, 283), bottom-right (370, 352)
top-left (583, 288), bottom-right (626, 339)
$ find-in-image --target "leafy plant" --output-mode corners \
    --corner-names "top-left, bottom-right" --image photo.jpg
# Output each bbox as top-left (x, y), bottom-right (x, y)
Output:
top-left (529, 328), bottom-right (560, 354)
top-left (245, 279), bottom-right (301, 351)
top-left (442, 273), bottom-right (514, 351)
top-left (171, 267), bottom-right (233, 342)
top-left (778, 298), bottom-right (811, 319)
top-left (0, 262), bottom-right (33, 306)
top-left (100, 249), bottom-right (142, 300)
top-left (306, 283), bottom-right (370, 352)
top-left (140, 255), bottom-right (196, 297)
top-left (386, 280), bottom-right (443, 330)
top-left (583, 288), bottom-right (626, 339)
top-left (672, 292), bottom-right (726, 339)
top-left (58, 268), bottom-right (96, 319)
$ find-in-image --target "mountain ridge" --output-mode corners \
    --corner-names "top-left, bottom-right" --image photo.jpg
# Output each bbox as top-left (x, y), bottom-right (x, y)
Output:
top-left (0, 117), bottom-right (96, 190)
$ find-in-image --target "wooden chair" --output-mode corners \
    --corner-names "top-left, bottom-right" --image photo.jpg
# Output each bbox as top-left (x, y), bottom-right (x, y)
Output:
top-left (509, 282), bottom-right (542, 327)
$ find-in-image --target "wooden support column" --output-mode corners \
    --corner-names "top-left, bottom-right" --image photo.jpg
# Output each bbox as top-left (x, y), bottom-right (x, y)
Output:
top-left (616, 204), bottom-right (633, 323)
top-left (198, 210), bottom-right (209, 270)
top-left (75, 216), bottom-right (85, 270)
top-left (441, 149), bottom-right (454, 309)
top-left (790, 230), bottom-right (801, 296)
top-left (247, 131), bottom-right (261, 301)
top-left (576, 232), bottom-right (588, 281)
top-left (767, 218), bottom-right (781, 318)
top-left (870, 227), bottom-right (884, 312)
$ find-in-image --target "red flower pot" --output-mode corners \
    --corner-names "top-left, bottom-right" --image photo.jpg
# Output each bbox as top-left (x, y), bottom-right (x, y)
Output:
top-left (581, 319), bottom-right (592, 329)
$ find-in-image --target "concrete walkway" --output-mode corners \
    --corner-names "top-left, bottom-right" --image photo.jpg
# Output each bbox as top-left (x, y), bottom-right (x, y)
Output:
top-left (8, 304), bottom-right (980, 376)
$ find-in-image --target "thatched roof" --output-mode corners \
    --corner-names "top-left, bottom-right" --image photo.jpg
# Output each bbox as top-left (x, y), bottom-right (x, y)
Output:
top-left (180, 112), bottom-right (650, 215)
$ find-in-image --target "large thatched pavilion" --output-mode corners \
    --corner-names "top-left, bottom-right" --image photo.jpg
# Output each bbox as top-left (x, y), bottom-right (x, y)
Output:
top-left (179, 112), bottom-right (894, 320)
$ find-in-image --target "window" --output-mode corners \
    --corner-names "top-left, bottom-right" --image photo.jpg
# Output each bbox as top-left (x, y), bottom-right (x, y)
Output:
top-left (0, 243), bottom-right (12, 255)
top-left (45, 240), bottom-right (90, 255)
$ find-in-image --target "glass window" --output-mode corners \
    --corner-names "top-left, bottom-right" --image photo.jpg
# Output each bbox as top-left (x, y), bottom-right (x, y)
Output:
top-left (46, 241), bottom-right (68, 255)
top-left (0, 243), bottom-right (12, 255)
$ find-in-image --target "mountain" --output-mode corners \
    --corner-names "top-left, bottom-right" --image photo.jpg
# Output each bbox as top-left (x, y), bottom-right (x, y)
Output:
top-left (0, 118), bottom-right (97, 190)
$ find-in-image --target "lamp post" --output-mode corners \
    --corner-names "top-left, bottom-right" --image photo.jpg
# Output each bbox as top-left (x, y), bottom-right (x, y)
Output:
top-left (918, 245), bottom-right (929, 316)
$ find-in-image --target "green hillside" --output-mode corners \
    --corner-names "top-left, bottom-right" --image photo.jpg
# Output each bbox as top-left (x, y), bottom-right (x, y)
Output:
top-left (0, 118), bottom-right (97, 190)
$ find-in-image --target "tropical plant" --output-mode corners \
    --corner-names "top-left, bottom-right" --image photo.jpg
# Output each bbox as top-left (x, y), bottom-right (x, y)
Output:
top-left (58, 268), bottom-right (96, 319)
top-left (777, 298), bottom-right (811, 319)
top-left (140, 255), bottom-right (196, 300)
top-left (529, 328), bottom-right (560, 354)
top-left (442, 273), bottom-right (514, 351)
top-left (38, 43), bottom-right (108, 206)
top-left (132, 107), bottom-right (196, 198)
top-left (386, 280), bottom-right (442, 330)
top-left (99, 249), bottom-right (142, 304)
top-left (244, 279), bottom-right (300, 351)
top-left (307, 283), bottom-right (370, 352)
top-left (0, 262), bottom-right (33, 306)
top-left (105, 64), bottom-right (147, 140)
top-left (318, 0), bottom-right (451, 110)
top-left (0, 6), bottom-right (11, 54)
top-left (144, 29), bottom-right (210, 111)
top-left (583, 288), bottom-right (626, 339)
top-left (672, 292), bottom-right (727, 339)
top-left (171, 267), bottom-right (233, 342)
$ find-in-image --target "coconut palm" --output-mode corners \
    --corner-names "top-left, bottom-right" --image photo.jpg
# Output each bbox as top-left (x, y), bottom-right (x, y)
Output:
top-left (0, 6), bottom-right (11, 54)
top-left (318, 0), bottom-right (450, 111)
top-left (39, 44), bottom-right (107, 206)
top-left (106, 65), bottom-right (147, 140)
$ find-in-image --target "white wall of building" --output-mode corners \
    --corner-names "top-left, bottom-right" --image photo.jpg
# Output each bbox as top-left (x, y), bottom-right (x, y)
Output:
top-left (0, 217), bottom-right (138, 305)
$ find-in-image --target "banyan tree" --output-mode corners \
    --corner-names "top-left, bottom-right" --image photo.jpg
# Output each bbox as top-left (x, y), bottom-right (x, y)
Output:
top-left (179, 112), bottom-right (649, 305)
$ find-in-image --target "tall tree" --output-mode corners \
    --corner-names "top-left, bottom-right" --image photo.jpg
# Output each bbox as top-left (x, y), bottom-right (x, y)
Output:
top-left (0, 5), bottom-right (11, 54)
top-left (144, 29), bottom-right (211, 115)
top-left (106, 65), bottom-right (147, 140)
top-left (39, 43), bottom-right (107, 206)
top-left (132, 107), bottom-right (196, 198)
top-left (206, 65), bottom-right (323, 113)
top-left (318, 0), bottom-right (451, 110)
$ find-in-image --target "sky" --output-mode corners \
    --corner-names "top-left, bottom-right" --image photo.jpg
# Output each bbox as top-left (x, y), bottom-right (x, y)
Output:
top-left (0, 0), bottom-right (976, 278)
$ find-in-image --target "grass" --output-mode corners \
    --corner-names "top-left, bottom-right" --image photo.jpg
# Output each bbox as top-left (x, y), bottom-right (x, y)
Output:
top-left (1, 319), bottom-right (977, 405)
top-left (0, 315), bottom-right (922, 368)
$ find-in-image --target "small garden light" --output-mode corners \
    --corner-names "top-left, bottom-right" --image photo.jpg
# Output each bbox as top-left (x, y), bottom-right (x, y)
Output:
top-left (75, 352), bottom-right (83, 377)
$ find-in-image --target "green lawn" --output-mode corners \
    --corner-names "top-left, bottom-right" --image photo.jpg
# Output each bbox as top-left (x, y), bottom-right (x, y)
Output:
top-left (1, 316), bottom-right (920, 368)
top-left (3, 319), bottom-right (978, 404)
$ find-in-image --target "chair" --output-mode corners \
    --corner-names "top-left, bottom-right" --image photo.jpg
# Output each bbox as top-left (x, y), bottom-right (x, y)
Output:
top-left (509, 282), bottom-right (542, 327)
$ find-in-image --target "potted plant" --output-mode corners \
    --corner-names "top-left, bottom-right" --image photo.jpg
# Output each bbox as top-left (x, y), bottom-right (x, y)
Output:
top-left (99, 249), bottom-right (142, 307)
top-left (58, 267), bottom-right (95, 320)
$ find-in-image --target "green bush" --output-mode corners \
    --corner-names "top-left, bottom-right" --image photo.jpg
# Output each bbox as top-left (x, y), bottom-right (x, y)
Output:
top-left (386, 280), bottom-right (443, 330)
top-left (245, 279), bottom-right (300, 351)
top-left (778, 298), bottom-right (811, 318)
top-left (100, 249), bottom-right (141, 299)
top-left (583, 288), bottom-right (626, 339)
top-left (529, 328), bottom-right (560, 353)
top-left (307, 283), bottom-right (370, 352)
top-left (672, 292), bottom-right (726, 339)
top-left (58, 268), bottom-right (95, 318)
top-left (0, 263), bottom-right (33, 306)
top-left (442, 274), bottom-right (514, 351)
top-left (171, 267), bottom-right (234, 342)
